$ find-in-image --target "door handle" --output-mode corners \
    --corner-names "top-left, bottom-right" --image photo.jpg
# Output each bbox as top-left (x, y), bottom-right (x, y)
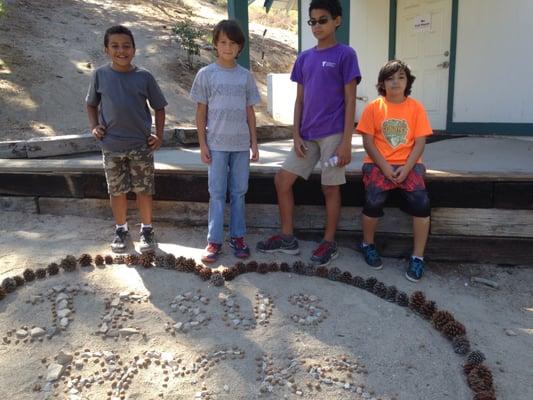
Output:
top-left (437, 61), bottom-right (450, 69)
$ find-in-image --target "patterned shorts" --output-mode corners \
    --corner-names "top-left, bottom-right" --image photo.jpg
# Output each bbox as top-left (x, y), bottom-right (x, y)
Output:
top-left (362, 163), bottom-right (427, 193)
top-left (102, 147), bottom-right (155, 196)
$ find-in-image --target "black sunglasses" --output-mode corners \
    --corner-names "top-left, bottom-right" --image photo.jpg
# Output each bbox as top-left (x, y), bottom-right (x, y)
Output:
top-left (307, 17), bottom-right (331, 26)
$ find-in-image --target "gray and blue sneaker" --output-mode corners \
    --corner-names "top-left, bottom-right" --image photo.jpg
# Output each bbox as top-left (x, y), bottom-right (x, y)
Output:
top-left (111, 227), bottom-right (129, 253)
top-left (256, 234), bottom-right (300, 255)
top-left (139, 227), bottom-right (156, 253)
top-left (311, 241), bottom-right (338, 267)
top-left (358, 243), bottom-right (383, 270)
top-left (405, 257), bottom-right (425, 282)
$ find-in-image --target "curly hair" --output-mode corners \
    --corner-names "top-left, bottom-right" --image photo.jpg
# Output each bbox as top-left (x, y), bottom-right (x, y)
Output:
top-left (376, 59), bottom-right (416, 97)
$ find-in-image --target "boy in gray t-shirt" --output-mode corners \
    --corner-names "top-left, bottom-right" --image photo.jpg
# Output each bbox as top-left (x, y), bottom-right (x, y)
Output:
top-left (86, 25), bottom-right (167, 253)
top-left (190, 19), bottom-right (261, 264)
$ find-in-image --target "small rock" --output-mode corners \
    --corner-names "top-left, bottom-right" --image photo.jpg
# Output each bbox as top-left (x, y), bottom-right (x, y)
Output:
top-left (16, 329), bottom-right (29, 339)
top-left (56, 350), bottom-right (74, 365)
top-left (99, 323), bottom-right (109, 334)
top-left (119, 328), bottom-right (140, 336)
top-left (46, 363), bottom-right (64, 381)
top-left (57, 309), bottom-right (71, 319)
top-left (505, 329), bottom-right (517, 336)
top-left (60, 318), bottom-right (69, 327)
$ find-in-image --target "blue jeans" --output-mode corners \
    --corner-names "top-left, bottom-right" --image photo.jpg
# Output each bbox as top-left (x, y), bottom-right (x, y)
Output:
top-left (207, 150), bottom-right (250, 244)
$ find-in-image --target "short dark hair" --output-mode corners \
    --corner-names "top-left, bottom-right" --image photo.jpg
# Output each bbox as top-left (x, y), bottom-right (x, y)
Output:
top-left (376, 60), bottom-right (416, 97)
top-left (212, 19), bottom-right (245, 56)
top-left (309, 0), bottom-right (342, 18)
top-left (104, 25), bottom-right (135, 48)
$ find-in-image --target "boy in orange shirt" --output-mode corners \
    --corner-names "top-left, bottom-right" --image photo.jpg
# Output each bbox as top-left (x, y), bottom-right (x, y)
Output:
top-left (356, 60), bottom-right (432, 282)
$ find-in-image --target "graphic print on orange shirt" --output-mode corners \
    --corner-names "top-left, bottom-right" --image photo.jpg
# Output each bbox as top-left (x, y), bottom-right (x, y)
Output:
top-left (382, 119), bottom-right (408, 148)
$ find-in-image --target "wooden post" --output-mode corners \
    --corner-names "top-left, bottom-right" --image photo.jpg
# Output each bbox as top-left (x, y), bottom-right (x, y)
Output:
top-left (227, 0), bottom-right (251, 69)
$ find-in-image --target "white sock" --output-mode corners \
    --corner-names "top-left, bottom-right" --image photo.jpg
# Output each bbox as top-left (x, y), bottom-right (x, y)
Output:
top-left (141, 223), bottom-right (153, 230)
top-left (412, 255), bottom-right (424, 261)
top-left (116, 223), bottom-right (128, 231)
top-left (361, 242), bottom-right (370, 248)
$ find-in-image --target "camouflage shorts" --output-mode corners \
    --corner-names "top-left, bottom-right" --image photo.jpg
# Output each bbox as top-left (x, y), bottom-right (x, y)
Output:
top-left (102, 147), bottom-right (155, 196)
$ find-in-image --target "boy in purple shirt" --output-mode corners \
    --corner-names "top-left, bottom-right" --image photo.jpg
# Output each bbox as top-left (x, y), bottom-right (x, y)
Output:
top-left (257, 0), bottom-right (361, 266)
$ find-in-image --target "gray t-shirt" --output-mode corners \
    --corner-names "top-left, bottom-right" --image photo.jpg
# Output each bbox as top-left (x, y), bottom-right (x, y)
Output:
top-left (86, 64), bottom-right (168, 152)
top-left (190, 63), bottom-right (261, 152)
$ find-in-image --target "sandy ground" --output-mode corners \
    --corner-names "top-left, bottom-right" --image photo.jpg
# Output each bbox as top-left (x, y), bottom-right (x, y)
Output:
top-left (0, 211), bottom-right (532, 400)
top-left (0, 0), bottom-right (297, 141)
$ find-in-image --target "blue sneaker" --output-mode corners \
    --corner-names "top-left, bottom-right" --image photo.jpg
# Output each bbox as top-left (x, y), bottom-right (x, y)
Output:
top-left (310, 241), bottom-right (338, 267)
top-left (358, 243), bottom-right (383, 270)
top-left (405, 257), bottom-right (425, 282)
top-left (256, 234), bottom-right (300, 255)
top-left (229, 237), bottom-right (251, 259)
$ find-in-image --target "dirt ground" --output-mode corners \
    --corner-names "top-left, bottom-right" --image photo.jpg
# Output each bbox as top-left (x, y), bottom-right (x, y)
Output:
top-left (0, 0), bottom-right (297, 141)
top-left (0, 210), bottom-right (532, 400)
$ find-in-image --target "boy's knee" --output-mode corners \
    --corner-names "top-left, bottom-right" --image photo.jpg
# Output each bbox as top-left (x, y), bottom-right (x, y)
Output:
top-left (363, 191), bottom-right (387, 218)
top-left (321, 185), bottom-right (339, 196)
top-left (275, 170), bottom-right (294, 191)
top-left (405, 190), bottom-right (430, 217)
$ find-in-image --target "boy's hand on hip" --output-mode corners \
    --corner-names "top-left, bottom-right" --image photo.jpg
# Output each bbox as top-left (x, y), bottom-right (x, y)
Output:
top-left (200, 144), bottom-right (211, 164)
top-left (91, 125), bottom-right (106, 140)
top-left (250, 143), bottom-right (259, 162)
top-left (392, 165), bottom-right (410, 184)
top-left (335, 142), bottom-right (352, 167)
top-left (294, 136), bottom-right (306, 158)
top-left (148, 134), bottom-right (163, 150)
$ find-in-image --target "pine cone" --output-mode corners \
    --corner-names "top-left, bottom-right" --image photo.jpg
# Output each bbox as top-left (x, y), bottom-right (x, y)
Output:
top-left (199, 268), bottom-right (212, 281)
top-left (60, 255), bottom-right (77, 272)
top-left (468, 365), bottom-right (493, 392)
top-left (210, 272), bottom-right (225, 287)
top-left (175, 256), bottom-right (187, 271)
top-left (279, 262), bottom-right (290, 272)
top-left (473, 390), bottom-right (497, 400)
top-left (222, 268), bottom-right (236, 281)
top-left (23, 268), bottom-right (36, 282)
top-left (420, 300), bottom-right (438, 320)
top-left (385, 285), bottom-right (398, 302)
top-left (94, 255), bottom-right (105, 266)
top-left (268, 262), bottom-right (279, 272)
top-left (2, 278), bottom-right (17, 293)
top-left (466, 350), bottom-right (486, 365)
top-left (339, 271), bottom-right (353, 284)
top-left (257, 263), bottom-right (269, 274)
top-left (463, 362), bottom-right (478, 375)
top-left (113, 255), bottom-right (125, 265)
top-left (443, 320), bottom-right (466, 339)
top-left (396, 291), bottom-right (409, 307)
top-left (0, 287), bottom-right (6, 300)
top-left (78, 253), bottom-right (93, 267)
top-left (315, 266), bottom-right (329, 278)
top-left (409, 291), bottom-right (426, 312)
top-left (184, 258), bottom-right (197, 272)
top-left (352, 275), bottom-right (366, 288)
top-left (327, 267), bottom-right (341, 281)
top-left (154, 255), bottom-right (166, 268)
top-left (373, 281), bottom-right (387, 298)
top-left (246, 260), bottom-right (258, 273)
top-left (452, 336), bottom-right (471, 355)
top-left (13, 275), bottom-right (25, 287)
top-left (431, 310), bottom-right (455, 331)
top-left (193, 264), bottom-right (204, 275)
top-left (235, 261), bottom-right (247, 275)
top-left (304, 264), bottom-right (315, 276)
top-left (364, 276), bottom-right (377, 292)
top-left (293, 261), bottom-right (306, 275)
top-left (165, 254), bottom-right (176, 269)
top-left (46, 263), bottom-right (60, 276)
top-left (139, 253), bottom-right (153, 268)
top-left (104, 255), bottom-right (114, 265)
top-left (125, 254), bottom-right (139, 266)
top-left (35, 268), bottom-right (47, 279)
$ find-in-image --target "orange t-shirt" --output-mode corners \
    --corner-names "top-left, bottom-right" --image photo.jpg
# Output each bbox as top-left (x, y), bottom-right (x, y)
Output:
top-left (356, 96), bottom-right (433, 164)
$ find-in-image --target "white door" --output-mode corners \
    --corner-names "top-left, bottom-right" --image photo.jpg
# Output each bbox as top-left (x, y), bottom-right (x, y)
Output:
top-left (396, 0), bottom-right (452, 130)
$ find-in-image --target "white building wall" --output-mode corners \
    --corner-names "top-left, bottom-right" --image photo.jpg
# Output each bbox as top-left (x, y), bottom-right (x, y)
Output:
top-left (453, 0), bottom-right (533, 123)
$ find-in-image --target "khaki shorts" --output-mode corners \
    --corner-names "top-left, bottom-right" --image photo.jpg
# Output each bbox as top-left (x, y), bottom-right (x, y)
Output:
top-left (282, 133), bottom-right (346, 185)
top-left (102, 147), bottom-right (155, 196)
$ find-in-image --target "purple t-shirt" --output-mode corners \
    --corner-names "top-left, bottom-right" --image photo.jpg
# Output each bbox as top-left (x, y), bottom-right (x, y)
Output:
top-left (290, 43), bottom-right (361, 140)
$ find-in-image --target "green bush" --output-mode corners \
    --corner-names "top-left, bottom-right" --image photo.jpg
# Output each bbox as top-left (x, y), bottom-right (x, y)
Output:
top-left (172, 19), bottom-right (204, 67)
